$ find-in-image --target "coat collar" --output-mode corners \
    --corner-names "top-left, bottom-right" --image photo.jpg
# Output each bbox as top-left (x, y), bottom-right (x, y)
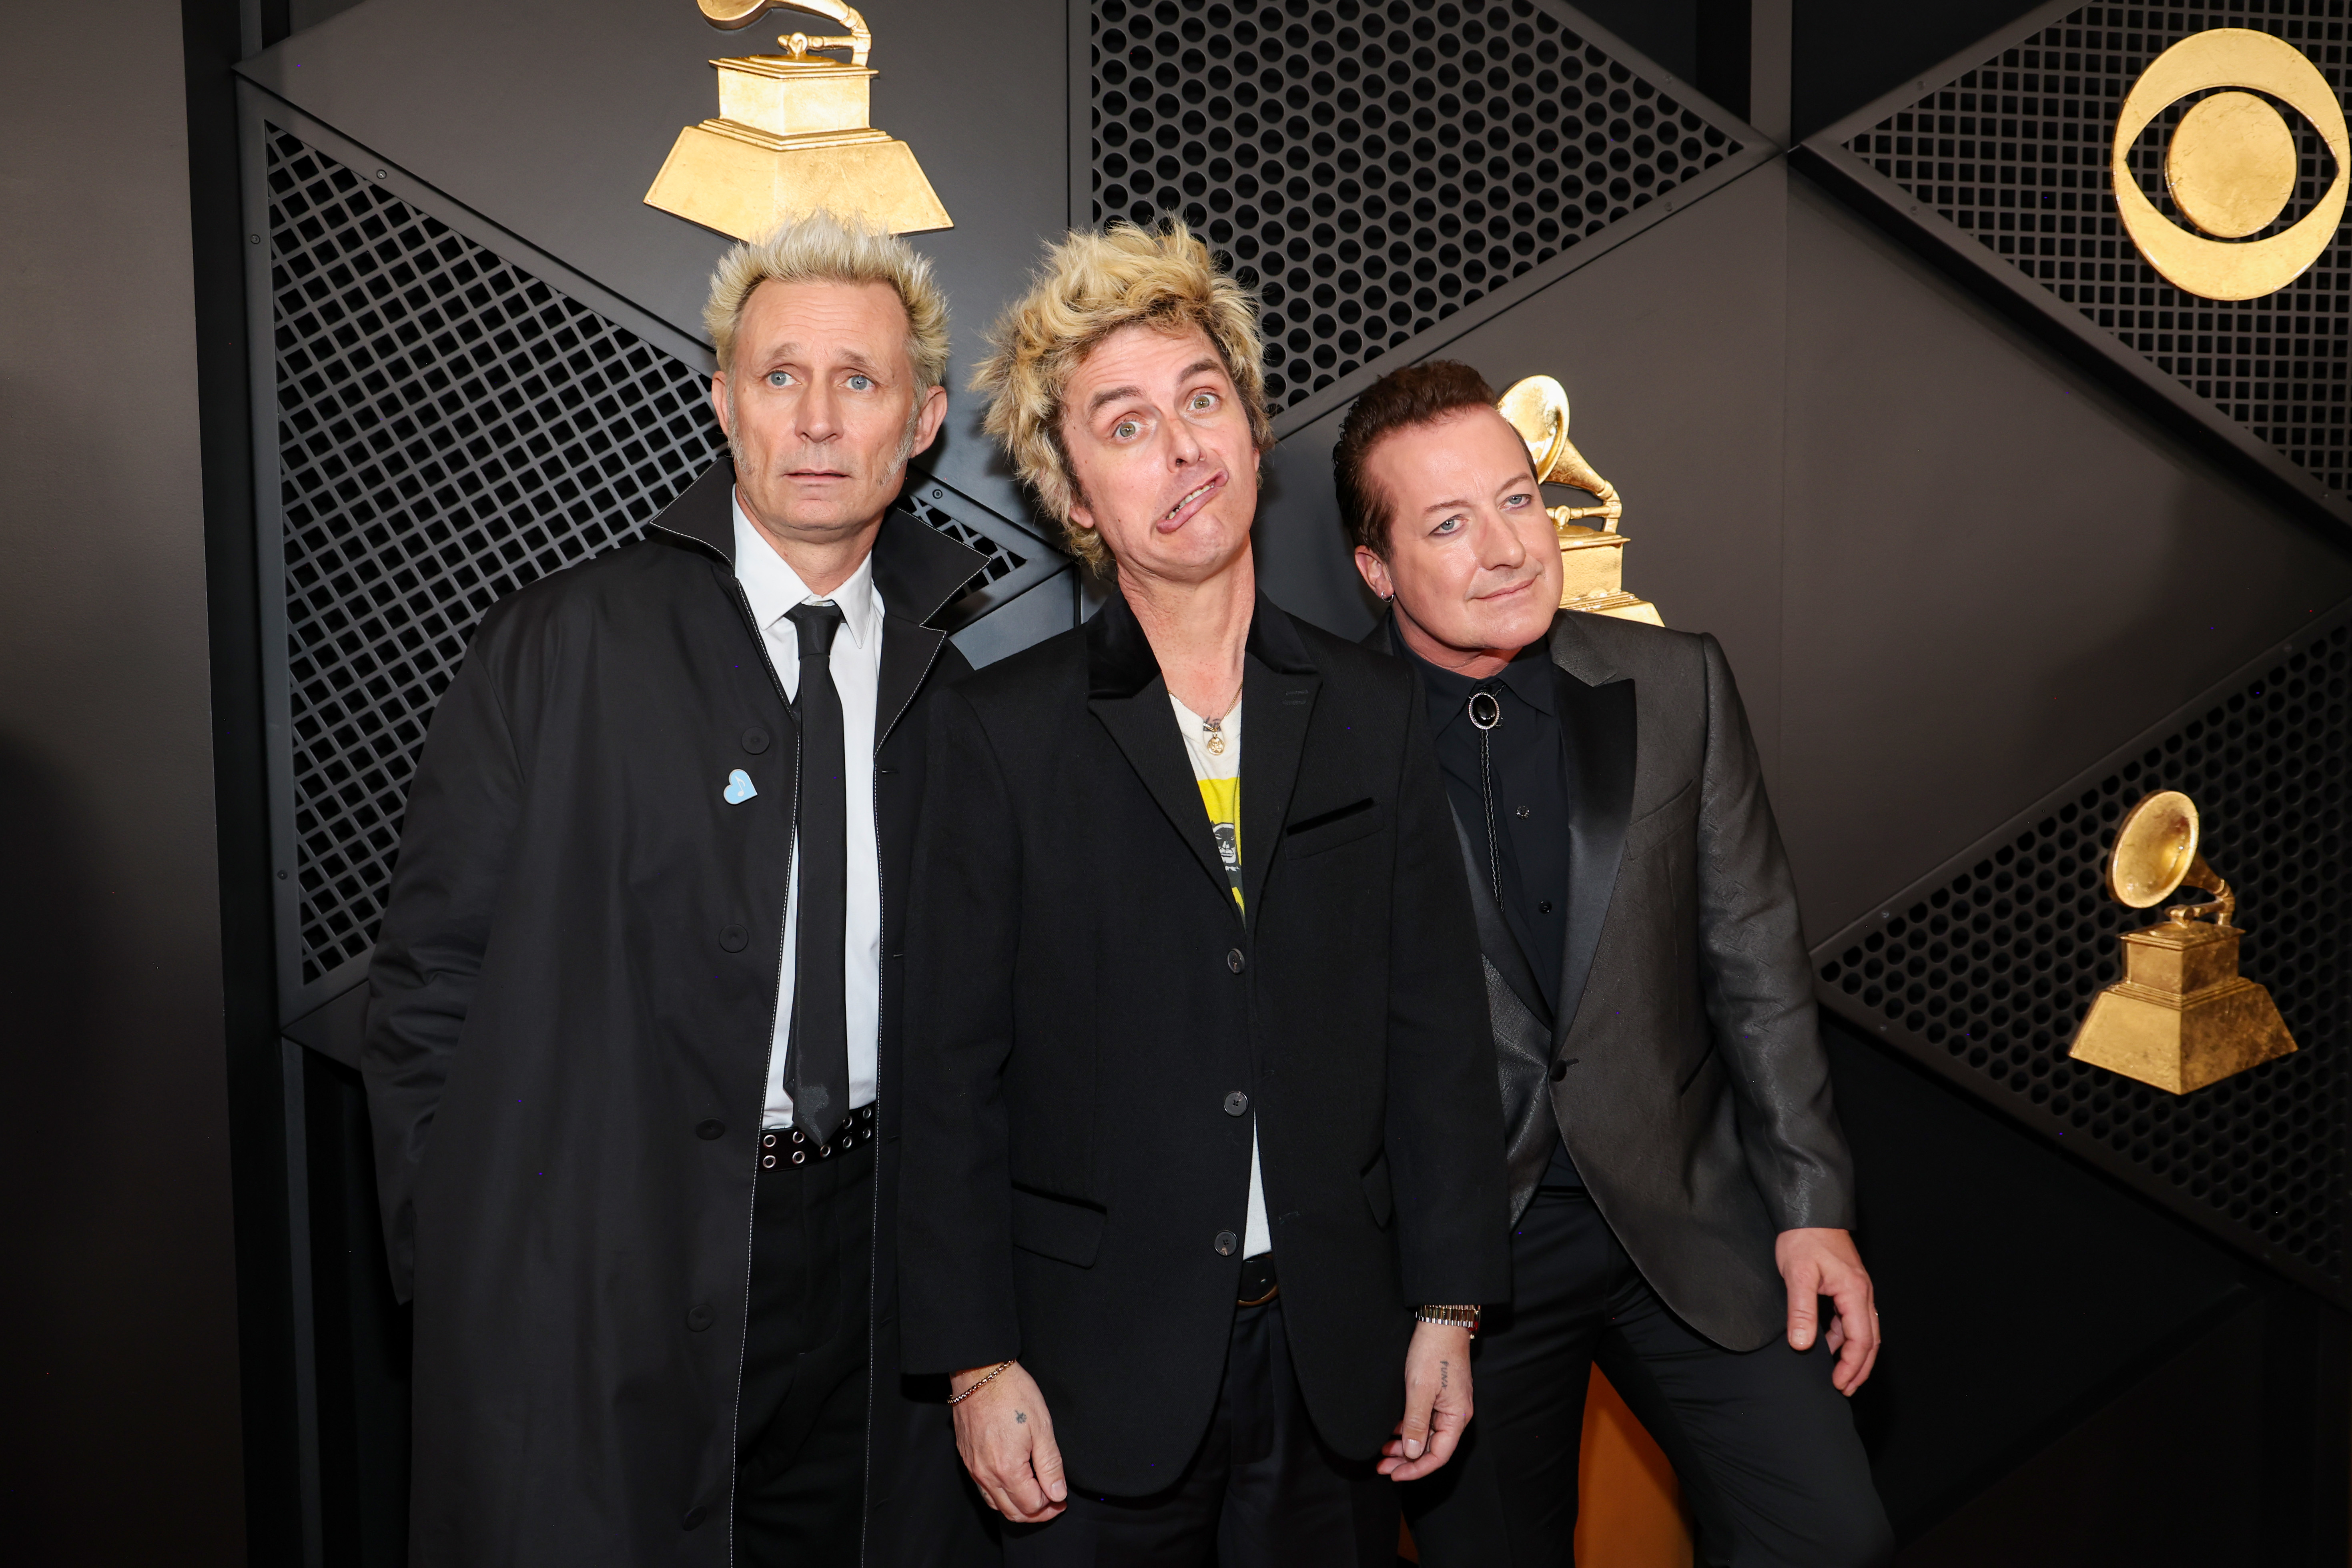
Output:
top-left (1085, 586), bottom-right (1321, 930)
top-left (1362, 609), bottom-right (1636, 1047)
top-left (647, 457), bottom-right (985, 630)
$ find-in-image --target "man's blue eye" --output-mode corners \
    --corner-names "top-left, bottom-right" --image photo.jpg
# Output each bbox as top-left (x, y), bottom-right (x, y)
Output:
top-left (848, 375), bottom-right (872, 390)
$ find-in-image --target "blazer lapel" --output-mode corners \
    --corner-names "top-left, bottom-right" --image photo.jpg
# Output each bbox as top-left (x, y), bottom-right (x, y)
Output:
top-left (868, 504), bottom-right (984, 747)
top-left (1550, 613), bottom-right (1636, 1045)
top-left (1451, 805), bottom-right (1554, 1032)
top-left (1086, 592), bottom-right (1237, 916)
top-left (1237, 600), bottom-right (1319, 929)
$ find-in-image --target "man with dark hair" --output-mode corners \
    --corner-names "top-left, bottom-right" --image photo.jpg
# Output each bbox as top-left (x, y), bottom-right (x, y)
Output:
top-left (1338, 361), bottom-right (1894, 1568)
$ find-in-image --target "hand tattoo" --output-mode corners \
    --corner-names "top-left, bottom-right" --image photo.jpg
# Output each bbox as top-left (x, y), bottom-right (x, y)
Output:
top-left (1440, 1360), bottom-right (1450, 1392)
top-left (1014, 1410), bottom-right (1027, 1424)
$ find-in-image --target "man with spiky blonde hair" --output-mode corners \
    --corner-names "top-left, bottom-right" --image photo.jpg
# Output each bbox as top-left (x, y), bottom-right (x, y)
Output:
top-left (364, 214), bottom-right (994, 1566)
top-left (898, 222), bottom-right (1510, 1566)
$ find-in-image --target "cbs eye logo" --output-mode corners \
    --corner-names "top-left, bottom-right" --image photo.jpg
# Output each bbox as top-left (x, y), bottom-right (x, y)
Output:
top-left (2113, 28), bottom-right (2349, 301)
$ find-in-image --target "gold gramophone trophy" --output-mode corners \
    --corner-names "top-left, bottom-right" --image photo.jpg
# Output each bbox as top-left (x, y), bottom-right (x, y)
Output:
top-left (1495, 375), bottom-right (1660, 625)
top-left (645, 0), bottom-right (952, 240)
top-left (2068, 790), bottom-right (2296, 1093)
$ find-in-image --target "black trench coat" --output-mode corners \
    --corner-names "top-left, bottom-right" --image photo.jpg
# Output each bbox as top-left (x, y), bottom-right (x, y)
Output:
top-left (363, 459), bottom-right (995, 1566)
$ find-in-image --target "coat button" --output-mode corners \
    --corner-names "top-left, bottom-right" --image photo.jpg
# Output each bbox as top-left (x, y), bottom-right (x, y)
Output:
top-left (696, 1119), bottom-right (725, 1141)
top-left (741, 727), bottom-right (770, 754)
top-left (1214, 1231), bottom-right (1238, 1256)
top-left (1226, 949), bottom-right (1245, 973)
top-left (682, 1506), bottom-right (707, 1530)
top-left (719, 924), bottom-right (749, 953)
top-left (1224, 1091), bottom-right (1248, 1116)
top-left (1550, 1059), bottom-right (1570, 1082)
top-left (686, 1303), bottom-right (714, 1332)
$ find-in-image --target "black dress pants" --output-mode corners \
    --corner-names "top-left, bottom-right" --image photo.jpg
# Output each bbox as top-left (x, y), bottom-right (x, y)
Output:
top-left (1404, 1187), bottom-right (1893, 1568)
top-left (735, 1134), bottom-right (874, 1566)
top-left (1003, 1295), bottom-right (1396, 1568)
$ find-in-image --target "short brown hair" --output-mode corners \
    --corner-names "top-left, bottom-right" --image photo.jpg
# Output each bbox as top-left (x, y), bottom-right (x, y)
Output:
top-left (1332, 360), bottom-right (1500, 556)
top-left (972, 222), bottom-right (1271, 570)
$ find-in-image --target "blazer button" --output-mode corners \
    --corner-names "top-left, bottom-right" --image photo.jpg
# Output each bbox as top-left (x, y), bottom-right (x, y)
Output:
top-left (1214, 1231), bottom-right (1239, 1256)
top-left (1224, 1091), bottom-right (1249, 1116)
top-left (1226, 949), bottom-right (1245, 973)
top-left (719, 924), bottom-right (749, 952)
top-left (686, 1303), bottom-right (714, 1332)
top-left (741, 727), bottom-right (771, 754)
top-left (1550, 1059), bottom-right (1570, 1082)
top-left (695, 1119), bottom-right (726, 1141)
top-left (682, 1506), bottom-right (707, 1531)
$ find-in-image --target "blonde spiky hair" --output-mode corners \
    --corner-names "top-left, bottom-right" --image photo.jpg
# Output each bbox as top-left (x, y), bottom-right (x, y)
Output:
top-left (703, 213), bottom-right (950, 390)
top-left (971, 223), bottom-right (1271, 569)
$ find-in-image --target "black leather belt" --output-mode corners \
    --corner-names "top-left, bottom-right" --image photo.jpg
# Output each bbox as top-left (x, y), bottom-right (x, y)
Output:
top-left (760, 1104), bottom-right (876, 1169)
top-left (1237, 1252), bottom-right (1278, 1307)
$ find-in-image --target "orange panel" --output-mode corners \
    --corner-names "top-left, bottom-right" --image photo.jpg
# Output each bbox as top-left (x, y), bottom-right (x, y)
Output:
top-left (1397, 1366), bottom-right (1692, 1565)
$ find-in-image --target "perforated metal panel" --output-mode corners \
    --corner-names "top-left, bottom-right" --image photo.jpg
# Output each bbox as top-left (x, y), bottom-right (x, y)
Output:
top-left (1839, 4), bottom-right (2352, 496)
top-left (261, 124), bottom-right (1059, 1005)
top-left (1089, 0), bottom-right (1743, 408)
top-left (1817, 613), bottom-right (2352, 1292)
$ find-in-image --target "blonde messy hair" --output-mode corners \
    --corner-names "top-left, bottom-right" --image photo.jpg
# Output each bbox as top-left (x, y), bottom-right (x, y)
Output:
top-left (703, 213), bottom-right (951, 389)
top-left (972, 223), bottom-right (1271, 568)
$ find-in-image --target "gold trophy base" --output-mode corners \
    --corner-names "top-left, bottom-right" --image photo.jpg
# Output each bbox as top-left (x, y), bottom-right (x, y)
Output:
top-left (645, 120), bottom-right (952, 240)
top-left (1557, 520), bottom-right (1661, 624)
top-left (2070, 978), bottom-right (2295, 1093)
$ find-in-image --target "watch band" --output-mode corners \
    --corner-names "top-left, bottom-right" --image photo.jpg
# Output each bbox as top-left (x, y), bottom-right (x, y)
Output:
top-left (1414, 1303), bottom-right (1482, 1335)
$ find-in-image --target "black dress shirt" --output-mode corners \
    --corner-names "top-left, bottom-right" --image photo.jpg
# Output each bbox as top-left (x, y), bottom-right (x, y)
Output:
top-left (1396, 621), bottom-right (1583, 1187)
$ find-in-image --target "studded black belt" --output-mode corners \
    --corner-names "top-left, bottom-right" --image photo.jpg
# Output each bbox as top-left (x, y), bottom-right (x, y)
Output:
top-left (760, 1104), bottom-right (877, 1169)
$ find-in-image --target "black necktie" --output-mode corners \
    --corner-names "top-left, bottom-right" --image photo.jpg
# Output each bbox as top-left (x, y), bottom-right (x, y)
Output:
top-left (785, 601), bottom-right (850, 1147)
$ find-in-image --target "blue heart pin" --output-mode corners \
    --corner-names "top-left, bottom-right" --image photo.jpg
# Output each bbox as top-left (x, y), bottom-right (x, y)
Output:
top-left (723, 768), bottom-right (757, 805)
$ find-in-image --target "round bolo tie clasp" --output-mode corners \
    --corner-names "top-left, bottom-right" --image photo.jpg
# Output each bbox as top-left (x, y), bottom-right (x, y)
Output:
top-left (1467, 690), bottom-right (1502, 731)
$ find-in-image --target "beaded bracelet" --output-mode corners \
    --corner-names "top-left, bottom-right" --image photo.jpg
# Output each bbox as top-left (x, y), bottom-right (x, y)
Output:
top-left (948, 1359), bottom-right (1015, 1406)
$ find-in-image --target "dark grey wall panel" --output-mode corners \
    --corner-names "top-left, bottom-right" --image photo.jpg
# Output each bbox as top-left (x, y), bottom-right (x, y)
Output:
top-left (1256, 160), bottom-right (1793, 764)
top-left (0, 3), bottom-right (245, 1561)
top-left (1777, 171), bottom-right (2352, 936)
top-left (243, 0), bottom-right (1071, 528)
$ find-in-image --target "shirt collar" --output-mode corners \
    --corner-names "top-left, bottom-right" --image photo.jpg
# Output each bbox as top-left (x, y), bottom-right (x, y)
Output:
top-left (1391, 612), bottom-right (1557, 724)
top-left (731, 489), bottom-right (881, 651)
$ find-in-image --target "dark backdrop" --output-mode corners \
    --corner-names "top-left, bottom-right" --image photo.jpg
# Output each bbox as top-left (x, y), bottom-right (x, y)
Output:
top-left (8, 0), bottom-right (2351, 1563)
top-left (0, 2), bottom-right (248, 1564)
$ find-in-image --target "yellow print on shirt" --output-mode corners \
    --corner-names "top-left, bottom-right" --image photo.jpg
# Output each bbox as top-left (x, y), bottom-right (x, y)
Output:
top-left (1197, 777), bottom-right (1241, 909)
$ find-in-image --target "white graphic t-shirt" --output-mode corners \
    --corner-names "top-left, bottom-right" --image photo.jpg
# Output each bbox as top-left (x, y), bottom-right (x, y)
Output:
top-left (1171, 694), bottom-right (1269, 1259)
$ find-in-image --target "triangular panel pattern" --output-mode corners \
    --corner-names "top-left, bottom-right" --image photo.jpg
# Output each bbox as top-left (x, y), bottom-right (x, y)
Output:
top-left (1845, 4), bottom-right (2352, 493)
top-left (1822, 618), bottom-right (2350, 1287)
top-left (1091, 0), bottom-right (1744, 409)
top-left (265, 128), bottom-right (1043, 991)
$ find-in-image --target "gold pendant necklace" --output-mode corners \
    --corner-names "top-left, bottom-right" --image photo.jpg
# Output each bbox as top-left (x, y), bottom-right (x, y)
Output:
top-left (1202, 714), bottom-right (1227, 756)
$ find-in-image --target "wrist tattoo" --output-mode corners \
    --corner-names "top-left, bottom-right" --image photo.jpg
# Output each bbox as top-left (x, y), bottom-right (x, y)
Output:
top-left (1014, 1410), bottom-right (1027, 1424)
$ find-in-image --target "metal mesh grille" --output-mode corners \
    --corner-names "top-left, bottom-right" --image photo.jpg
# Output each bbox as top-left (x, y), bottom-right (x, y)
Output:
top-left (1090, 0), bottom-right (1742, 408)
top-left (269, 127), bottom-right (728, 986)
top-left (1820, 618), bottom-right (2352, 1284)
top-left (1844, 4), bottom-right (2352, 493)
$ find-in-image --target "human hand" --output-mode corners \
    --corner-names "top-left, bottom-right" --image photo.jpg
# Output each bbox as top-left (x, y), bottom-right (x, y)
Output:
top-left (1775, 1227), bottom-right (1880, 1395)
top-left (950, 1361), bottom-right (1068, 1522)
top-left (1378, 1319), bottom-right (1474, 1480)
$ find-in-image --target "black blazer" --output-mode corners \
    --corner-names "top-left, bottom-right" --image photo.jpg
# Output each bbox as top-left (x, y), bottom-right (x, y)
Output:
top-left (363, 461), bottom-right (994, 1566)
top-left (1372, 611), bottom-right (1856, 1351)
top-left (898, 590), bottom-right (1511, 1495)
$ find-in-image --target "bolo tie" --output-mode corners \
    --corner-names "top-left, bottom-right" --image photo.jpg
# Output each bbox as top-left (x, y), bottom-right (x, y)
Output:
top-left (1467, 686), bottom-right (1504, 908)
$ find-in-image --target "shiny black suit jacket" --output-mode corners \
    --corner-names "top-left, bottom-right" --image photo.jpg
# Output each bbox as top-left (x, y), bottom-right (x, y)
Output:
top-left (1371, 610), bottom-right (1855, 1352)
top-left (899, 590), bottom-right (1511, 1495)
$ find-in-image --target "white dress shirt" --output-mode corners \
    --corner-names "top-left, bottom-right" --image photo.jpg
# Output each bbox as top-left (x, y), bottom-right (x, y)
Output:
top-left (733, 492), bottom-right (884, 1128)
